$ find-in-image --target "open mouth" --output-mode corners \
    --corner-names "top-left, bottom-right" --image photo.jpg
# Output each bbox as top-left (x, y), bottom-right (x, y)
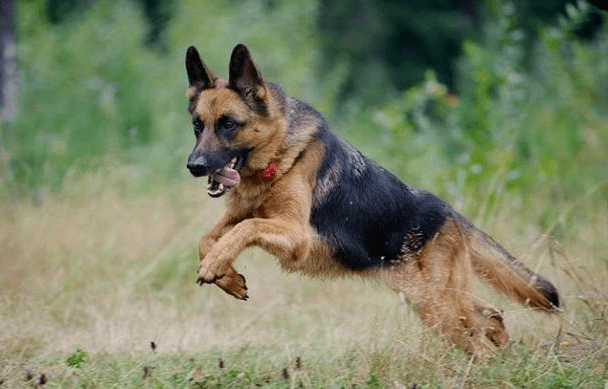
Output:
top-left (207, 157), bottom-right (242, 198)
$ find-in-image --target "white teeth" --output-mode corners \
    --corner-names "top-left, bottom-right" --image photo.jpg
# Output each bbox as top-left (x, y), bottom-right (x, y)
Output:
top-left (215, 157), bottom-right (237, 173)
top-left (208, 185), bottom-right (223, 196)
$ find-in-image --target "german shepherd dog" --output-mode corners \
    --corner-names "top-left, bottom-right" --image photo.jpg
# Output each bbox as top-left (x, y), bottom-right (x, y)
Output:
top-left (185, 44), bottom-right (560, 354)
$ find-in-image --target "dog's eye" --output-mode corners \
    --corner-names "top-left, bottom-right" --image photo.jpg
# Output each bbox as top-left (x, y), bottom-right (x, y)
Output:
top-left (223, 119), bottom-right (238, 131)
top-left (193, 117), bottom-right (203, 136)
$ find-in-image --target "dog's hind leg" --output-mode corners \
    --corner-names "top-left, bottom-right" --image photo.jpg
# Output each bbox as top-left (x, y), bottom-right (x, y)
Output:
top-left (380, 219), bottom-right (496, 355)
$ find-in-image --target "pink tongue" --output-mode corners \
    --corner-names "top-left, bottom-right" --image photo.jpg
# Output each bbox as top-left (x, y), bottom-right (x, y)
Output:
top-left (214, 167), bottom-right (240, 187)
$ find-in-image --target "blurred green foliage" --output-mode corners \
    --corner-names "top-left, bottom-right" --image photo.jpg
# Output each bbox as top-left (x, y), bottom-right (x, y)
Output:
top-left (346, 0), bottom-right (608, 227)
top-left (1, 0), bottom-right (607, 233)
top-left (4, 1), bottom-right (160, 192)
top-left (1, 0), bottom-right (332, 196)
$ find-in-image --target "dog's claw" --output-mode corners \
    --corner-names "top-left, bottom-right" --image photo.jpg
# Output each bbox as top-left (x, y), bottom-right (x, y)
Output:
top-left (196, 276), bottom-right (214, 286)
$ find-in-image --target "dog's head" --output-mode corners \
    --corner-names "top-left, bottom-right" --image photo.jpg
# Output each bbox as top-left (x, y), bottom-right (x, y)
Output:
top-left (185, 44), bottom-right (283, 197)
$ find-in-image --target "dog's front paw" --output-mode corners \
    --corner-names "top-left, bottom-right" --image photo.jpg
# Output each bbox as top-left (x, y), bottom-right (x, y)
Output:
top-left (197, 263), bottom-right (248, 300)
top-left (214, 266), bottom-right (248, 300)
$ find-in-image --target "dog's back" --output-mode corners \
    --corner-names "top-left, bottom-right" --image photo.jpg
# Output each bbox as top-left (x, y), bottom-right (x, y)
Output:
top-left (309, 126), bottom-right (448, 270)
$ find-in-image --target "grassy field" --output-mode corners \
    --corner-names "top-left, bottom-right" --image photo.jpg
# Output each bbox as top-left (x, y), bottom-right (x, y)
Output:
top-left (1, 163), bottom-right (607, 388)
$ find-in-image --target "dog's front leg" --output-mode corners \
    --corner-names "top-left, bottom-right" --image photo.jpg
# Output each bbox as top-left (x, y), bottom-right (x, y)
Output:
top-left (196, 211), bottom-right (248, 299)
top-left (197, 217), bottom-right (310, 300)
top-left (198, 210), bottom-right (239, 259)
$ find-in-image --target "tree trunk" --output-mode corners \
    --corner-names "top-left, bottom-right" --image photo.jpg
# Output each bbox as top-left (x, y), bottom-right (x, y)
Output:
top-left (0, 0), bottom-right (18, 121)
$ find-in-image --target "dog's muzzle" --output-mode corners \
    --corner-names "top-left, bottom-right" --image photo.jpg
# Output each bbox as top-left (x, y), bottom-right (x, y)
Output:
top-left (187, 158), bottom-right (207, 177)
top-left (187, 154), bottom-right (242, 198)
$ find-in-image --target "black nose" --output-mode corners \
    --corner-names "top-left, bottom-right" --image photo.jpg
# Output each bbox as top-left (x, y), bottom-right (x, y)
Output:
top-left (187, 154), bottom-right (208, 177)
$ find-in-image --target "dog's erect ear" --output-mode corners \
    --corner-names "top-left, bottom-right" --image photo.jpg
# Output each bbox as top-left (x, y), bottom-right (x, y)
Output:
top-left (228, 44), bottom-right (267, 108)
top-left (186, 46), bottom-right (216, 93)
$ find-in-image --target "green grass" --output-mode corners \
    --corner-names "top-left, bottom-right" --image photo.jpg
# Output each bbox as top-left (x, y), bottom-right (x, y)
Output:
top-left (1, 167), bottom-right (607, 388)
top-left (4, 343), bottom-right (603, 388)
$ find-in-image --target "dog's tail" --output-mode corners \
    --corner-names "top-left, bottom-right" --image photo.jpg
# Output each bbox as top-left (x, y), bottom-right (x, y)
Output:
top-left (454, 214), bottom-right (560, 312)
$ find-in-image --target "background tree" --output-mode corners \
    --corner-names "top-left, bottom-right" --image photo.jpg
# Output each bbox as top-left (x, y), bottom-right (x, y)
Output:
top-left (0, 0), bottom-right (18, 121)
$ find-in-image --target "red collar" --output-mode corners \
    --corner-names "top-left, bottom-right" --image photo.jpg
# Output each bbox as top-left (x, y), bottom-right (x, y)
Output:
top-left (261, 137), bottom-right (285, 180)
top-left (262, 162), bottom-right (278, 179)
